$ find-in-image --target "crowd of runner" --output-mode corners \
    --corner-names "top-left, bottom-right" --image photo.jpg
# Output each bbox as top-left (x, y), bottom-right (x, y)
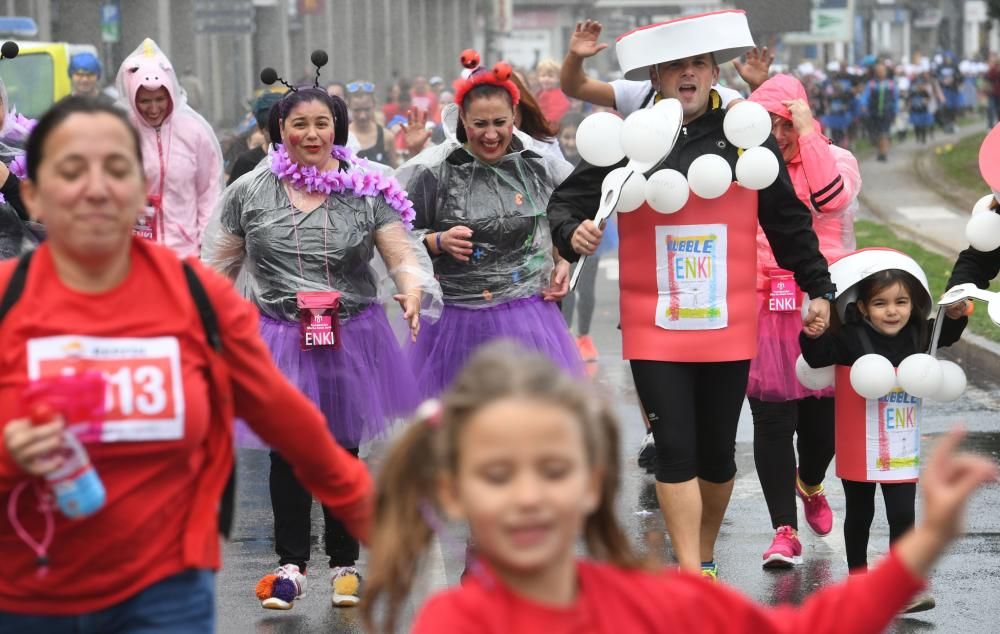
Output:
top-left (0, 9), bottom-right (999, 634)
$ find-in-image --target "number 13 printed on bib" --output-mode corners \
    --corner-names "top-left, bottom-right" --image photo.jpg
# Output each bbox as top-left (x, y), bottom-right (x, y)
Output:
top-left (27, 336), bottom-right (185, 442)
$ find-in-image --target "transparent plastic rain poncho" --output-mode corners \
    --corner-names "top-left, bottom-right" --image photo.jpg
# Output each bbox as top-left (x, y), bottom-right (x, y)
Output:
top-left (396, 105), bottom-right (571, 307)
top-left (202, 159), bottom-right (441, 323)
top-left (0, 204), bottom-right (40, 259)
top-left (0, 75), bottom-right (41, 257)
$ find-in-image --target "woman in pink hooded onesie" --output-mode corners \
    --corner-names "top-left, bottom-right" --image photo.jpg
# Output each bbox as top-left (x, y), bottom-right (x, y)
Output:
top-left (746, 73), bottom-right (861, 568)
top-left (116, 38), bottom-right (222, 258)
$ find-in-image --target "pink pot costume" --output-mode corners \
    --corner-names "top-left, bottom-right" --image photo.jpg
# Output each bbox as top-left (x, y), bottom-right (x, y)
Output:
top-left (747, 74), bottom-right (861, 401)
top-left (116, 39), bottom-right (222, 258)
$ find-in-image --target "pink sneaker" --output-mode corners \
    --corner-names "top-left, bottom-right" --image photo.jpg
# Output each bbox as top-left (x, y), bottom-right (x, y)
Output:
top-left (762, 525), bottom-right (802, 568)
top-left (796, 475), bottom-right (834, 536)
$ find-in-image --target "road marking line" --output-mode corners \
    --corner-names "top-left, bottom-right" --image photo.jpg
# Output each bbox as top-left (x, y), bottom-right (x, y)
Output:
top-left (895, 206), bottom-right (961, 221)
top-left (733, 459), bottom-right (877, 559)
top-left (599, 257), bottom-right (619, 280)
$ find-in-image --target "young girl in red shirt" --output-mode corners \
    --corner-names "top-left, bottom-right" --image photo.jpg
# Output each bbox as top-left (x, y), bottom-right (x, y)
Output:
top-left (361, 343), bottom-right (996, 634)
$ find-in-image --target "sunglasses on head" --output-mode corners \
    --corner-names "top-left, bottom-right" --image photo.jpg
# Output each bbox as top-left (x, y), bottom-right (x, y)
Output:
top-left (347, 81), bottom-right (374, 93)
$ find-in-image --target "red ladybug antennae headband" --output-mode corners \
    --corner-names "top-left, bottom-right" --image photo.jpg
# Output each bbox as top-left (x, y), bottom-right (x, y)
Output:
top-left (452, 49), bottom-right (521, 107)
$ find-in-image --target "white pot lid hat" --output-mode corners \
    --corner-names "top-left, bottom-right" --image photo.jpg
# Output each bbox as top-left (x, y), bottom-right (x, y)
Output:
top-left (616, 10), bottom-right (755, 81)
top-left (828, 248), bottom-right (932, 322)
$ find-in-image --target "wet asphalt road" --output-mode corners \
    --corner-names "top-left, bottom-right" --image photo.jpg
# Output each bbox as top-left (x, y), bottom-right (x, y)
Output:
top-left (217, 257), bottom-right (1000, 633)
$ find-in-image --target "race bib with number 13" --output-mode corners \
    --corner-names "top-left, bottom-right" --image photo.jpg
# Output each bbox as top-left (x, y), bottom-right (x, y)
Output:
top-left (26, 336), bottom-right (186, 442)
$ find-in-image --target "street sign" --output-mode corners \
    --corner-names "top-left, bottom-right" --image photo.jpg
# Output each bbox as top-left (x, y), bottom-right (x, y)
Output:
top-left (0, 17), bottom-right (38, 37)
top-left (194, 0), bottom-right (255, 34)
top-left (782, 0), bottom-right (854, 44)
top-left (101, 4), bottom-right (120, 43)
top-left (966, 0), bottom-right (988, 24)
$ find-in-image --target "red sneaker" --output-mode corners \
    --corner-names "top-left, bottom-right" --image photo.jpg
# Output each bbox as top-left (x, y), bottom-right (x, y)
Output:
top-left (576, 335), bottom-right (598, 361)
top-left (796, 474), bottom-right (834, 536)
top-left (762, 525), bottom-right (802, 568)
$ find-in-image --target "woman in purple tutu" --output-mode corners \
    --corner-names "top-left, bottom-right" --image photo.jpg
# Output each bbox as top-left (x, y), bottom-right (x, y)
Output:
top-left (203, 58), bottom-right (439, 609)
top-left (398, 51), bottom-right (583, 397)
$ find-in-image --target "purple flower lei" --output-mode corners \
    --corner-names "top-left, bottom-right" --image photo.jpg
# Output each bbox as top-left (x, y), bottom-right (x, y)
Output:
top-left (270, 143), bottom-right (415, 230)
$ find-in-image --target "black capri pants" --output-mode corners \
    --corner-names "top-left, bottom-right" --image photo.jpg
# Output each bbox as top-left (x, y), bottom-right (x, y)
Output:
top-left (630, 359), bottom-right (750, 484)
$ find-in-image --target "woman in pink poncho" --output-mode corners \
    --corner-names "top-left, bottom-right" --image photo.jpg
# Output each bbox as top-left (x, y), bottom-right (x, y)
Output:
top-left (746, 73), bottom-right (860, 568)
top-left (116, 38), bottom-right (222, 258)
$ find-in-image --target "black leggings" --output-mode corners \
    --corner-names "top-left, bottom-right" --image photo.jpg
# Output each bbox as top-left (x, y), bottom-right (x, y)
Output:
top-left (562, 254), bottom-right (600, 335)
top-left (749, 397), bottom-right (836, 530)
top-left (270, 449), bottom-right (361, 571)
top-left (841, 479), bottom-right (915, 570)
top-left (630, 360), bottom-right (749, 484)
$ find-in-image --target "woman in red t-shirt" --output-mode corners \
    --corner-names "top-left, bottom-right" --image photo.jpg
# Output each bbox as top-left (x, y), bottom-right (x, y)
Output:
top-left (0, 97), bottom-right (372, 630)
top-left (361, 343), bottom-right (997, 634)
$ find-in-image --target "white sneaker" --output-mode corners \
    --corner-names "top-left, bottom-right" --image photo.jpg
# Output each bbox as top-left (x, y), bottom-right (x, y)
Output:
top-left (330, 566), bottom-right (362, 607)
top-left (257, 563), bottom-right (307, 610)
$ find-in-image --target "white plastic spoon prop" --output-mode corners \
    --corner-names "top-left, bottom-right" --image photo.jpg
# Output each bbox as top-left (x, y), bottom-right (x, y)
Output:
top-left (570, 100), bottom-right (684, 292)
top-left (930, 283), bottom-right (1000, 355)
top-left (570, 169), bottom-right (634, 291)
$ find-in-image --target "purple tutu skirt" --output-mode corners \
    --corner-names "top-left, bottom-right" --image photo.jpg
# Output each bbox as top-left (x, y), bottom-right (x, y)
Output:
top-left (235, 304), bottom-right (419, 449)
top-left (747, 293), bottom-right (834, 402)
top-left (408, 295), bottom-right (585, 399)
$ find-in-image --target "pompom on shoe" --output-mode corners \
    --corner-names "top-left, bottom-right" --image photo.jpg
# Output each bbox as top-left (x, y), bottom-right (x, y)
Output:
top-left (331, 566), bottom-right (363, 607)
top-left (256, 564), bottom-right (307, 610)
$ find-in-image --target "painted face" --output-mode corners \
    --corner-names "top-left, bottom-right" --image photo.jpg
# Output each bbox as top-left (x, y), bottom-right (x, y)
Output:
top-left (442, 397), bottom-right (600, 581)
top-left (71, 71), bottom-right (99, 97)
top-left (654, 53), bottom-right (720, 123)
top-left (22, 112), bottom-right (145, 261)
top-left (135, 86), bottom-right (171, 127)
top-left (349, 95), bottom-right (375, 126)
top-left (460, 94), bottom-right (514, 164)
top-left (558, 125), bottom-right (578, 162)
top-left (280, 99), bottom-right (336, 168)
top-left (538, 69), bottom-right (559, 91)
top-left (859, 281), bottom-right (913, 337)
top-left (770, 114), bottom-right (799, 163)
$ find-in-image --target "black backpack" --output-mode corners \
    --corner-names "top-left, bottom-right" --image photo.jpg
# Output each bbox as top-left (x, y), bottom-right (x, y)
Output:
top-left (0, 250), bottom-right (237, 537)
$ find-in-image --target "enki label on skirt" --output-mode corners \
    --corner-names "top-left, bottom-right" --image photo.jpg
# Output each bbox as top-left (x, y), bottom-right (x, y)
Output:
top-left (297, 291), bottom-right (342, 351)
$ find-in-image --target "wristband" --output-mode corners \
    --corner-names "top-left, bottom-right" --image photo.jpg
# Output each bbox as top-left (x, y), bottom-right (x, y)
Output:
top-left (435, 232), bottom-right (443, 253)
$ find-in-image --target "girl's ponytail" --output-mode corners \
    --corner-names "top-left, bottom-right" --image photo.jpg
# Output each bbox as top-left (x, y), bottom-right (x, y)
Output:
top-left (361, 406), bottom-right (442, 634)
top-left (583, 402), bottom-right (647, 569)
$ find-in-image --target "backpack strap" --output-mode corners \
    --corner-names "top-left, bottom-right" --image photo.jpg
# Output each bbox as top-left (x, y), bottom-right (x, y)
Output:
top-left (181, 261), bottom-right (222, 353)
top-left (0, 250), bottom-right (35, 324)
top-left (180, 260), bottom-right (236, 539)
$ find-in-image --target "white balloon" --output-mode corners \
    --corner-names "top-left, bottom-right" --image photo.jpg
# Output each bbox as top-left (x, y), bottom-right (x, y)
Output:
top-left (972, 193), bottom-right (995, 215)
top-left (850, 354), bottom-right (897, 399)
top-left (735, 146), bottom-right (780, 190)
top-left (795, 355), bottom-right (835, 390)
top-left (723, 101), bottom-right (772, 149)
top-left (621, 109), bottom-right (673, 164)
top-left (576, 112), bottom-right (626, 167)
top-left (687, 154), bottom-right (732, 200)
top-left (930, 360), bottom-right (967, 402)
top-left (602, 168), bottom-right (647, 213)
top-left (965, 211), bottom-right (1000, 252)
top-left (896, 353), bottom-right (942, 398)
top-left (645, 169), bottom-right (689, 214)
